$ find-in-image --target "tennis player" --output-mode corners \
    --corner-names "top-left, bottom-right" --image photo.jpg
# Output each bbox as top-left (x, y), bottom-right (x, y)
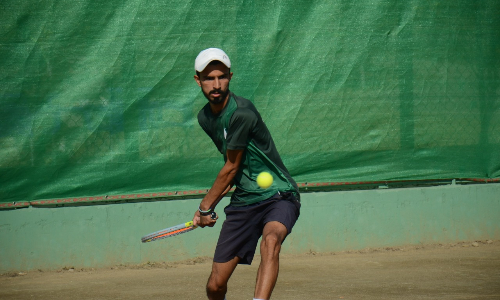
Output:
top-left (192, 48), bottom-right (301, 300)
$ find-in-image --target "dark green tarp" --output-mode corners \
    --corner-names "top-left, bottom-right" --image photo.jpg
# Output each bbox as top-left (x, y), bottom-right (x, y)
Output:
top-left (1, 0), bottom-right (499, 205)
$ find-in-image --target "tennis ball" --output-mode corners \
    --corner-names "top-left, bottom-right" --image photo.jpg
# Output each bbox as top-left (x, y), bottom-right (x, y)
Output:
top-left (256, 172), bottom-right (273, 189)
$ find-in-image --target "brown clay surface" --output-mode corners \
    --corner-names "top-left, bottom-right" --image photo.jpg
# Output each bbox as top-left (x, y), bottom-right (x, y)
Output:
top-left (1, 241), bottom-right (499, 300)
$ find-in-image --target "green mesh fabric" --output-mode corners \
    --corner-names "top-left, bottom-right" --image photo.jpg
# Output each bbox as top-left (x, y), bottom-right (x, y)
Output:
top-left (1, 0), bottom-right (499, 205)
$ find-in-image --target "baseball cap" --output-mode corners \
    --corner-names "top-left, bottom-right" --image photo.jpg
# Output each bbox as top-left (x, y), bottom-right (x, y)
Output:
top-left (194, 48), bottom-right (231, 72)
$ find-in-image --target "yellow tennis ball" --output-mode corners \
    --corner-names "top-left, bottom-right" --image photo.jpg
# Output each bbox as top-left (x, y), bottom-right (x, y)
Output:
top-left (257, 172), bottom-right (273, 189)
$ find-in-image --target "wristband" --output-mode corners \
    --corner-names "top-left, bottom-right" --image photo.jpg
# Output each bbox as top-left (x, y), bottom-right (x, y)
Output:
top-left (198, 206), bottom-right (212, 216)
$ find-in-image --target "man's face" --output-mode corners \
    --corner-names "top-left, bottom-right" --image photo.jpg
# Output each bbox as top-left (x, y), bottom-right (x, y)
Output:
top-left (194, 63), bottom-right (233, 105)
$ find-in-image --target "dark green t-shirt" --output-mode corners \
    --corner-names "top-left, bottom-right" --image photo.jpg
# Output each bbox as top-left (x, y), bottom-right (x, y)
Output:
top-left (197, 92), bottom-right (299, 206)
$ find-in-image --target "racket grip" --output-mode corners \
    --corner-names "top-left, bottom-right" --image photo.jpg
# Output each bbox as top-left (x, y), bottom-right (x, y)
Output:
top-left (210, 211), bottom-right (217, 219)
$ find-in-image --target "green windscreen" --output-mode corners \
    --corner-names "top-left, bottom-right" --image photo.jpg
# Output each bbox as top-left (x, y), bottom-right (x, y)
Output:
top-left (1, 0), bottom-right (499, 207)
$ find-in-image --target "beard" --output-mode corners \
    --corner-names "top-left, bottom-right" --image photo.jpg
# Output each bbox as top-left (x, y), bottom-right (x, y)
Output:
top-left (203, 87), bottom-right (230, 105)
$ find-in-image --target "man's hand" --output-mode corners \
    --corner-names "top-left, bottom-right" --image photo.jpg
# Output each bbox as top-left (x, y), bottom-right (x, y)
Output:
top-left (192, 210), bottom-right (218, 228)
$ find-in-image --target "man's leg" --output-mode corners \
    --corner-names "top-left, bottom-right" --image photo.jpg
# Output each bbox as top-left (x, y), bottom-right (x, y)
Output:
top-left (207, 256), bottom-right (240, 300)
top-left (254, 221), bottom-right (288, 300)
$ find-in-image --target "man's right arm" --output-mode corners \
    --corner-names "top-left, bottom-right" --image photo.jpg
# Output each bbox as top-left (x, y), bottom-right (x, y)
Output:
top-left (193, 148), bottom-right (244, 227)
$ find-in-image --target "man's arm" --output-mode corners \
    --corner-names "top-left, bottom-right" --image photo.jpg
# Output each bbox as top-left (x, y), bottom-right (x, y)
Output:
top-left (193, 148), bottom-right (244, 227)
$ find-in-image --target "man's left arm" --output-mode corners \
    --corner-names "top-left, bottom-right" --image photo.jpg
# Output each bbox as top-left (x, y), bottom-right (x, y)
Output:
top-left (193, 148), bottom-right (244, 227)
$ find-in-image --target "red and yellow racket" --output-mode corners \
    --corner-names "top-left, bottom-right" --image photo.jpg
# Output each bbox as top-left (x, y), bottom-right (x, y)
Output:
top-left (141, 211), bottom-right (217, 243)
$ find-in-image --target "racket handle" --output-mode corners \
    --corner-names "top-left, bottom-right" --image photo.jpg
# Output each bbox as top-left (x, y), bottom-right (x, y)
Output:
top-left (210, 211), bottom-right (217, 219)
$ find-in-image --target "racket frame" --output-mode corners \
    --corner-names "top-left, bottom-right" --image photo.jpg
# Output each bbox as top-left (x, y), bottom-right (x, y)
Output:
top-left (141, 211), bottom-right (217, 243)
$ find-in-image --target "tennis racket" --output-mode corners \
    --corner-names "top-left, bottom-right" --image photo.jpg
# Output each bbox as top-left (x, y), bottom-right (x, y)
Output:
top-left (141, 211), bottom-right (217, 243)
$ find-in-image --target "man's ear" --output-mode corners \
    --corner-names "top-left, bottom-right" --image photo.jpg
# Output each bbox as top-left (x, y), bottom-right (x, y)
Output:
top-left (194, 74), bottom-right (202, 87)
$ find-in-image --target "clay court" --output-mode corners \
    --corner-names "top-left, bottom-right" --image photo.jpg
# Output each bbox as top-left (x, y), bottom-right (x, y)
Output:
top-left (1, 241), bottom-right (499, 300)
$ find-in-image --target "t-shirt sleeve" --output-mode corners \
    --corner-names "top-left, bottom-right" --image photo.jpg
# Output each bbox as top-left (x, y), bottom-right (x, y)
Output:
top-left (197, 109), bottom-right (213, 138)
top-left (226, 108), bottom-right (257, 150)
top-left (198, 108), bottom-right (223, 153)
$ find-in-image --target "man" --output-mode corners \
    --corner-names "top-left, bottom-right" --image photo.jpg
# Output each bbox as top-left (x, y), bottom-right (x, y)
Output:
top-left (192, 48), bottom-right (300, 300)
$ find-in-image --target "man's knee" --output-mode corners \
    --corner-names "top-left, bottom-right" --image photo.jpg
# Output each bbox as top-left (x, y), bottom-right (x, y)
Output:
top-left (262, 232), bottom-right (281, 248)
top-left (206, 274), bottom-right (227, 295)
top-left (263, 222), bottom-right (287, 242)
top-left (261, 222), bottom-right (288, 254)
top-left (206, 257), bottom-right (239, 298)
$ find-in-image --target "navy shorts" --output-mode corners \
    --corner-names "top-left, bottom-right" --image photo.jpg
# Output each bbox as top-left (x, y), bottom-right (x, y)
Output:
top-left (213, 192), bottom-right (300, 265)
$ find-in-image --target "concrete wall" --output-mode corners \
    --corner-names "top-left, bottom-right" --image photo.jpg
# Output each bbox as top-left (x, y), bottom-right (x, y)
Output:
top-left (1, 183), bottom-right (499, 272)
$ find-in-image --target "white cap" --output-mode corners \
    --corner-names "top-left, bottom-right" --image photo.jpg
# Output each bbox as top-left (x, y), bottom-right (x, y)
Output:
top-left (194, 48), bottom-right (231, 72)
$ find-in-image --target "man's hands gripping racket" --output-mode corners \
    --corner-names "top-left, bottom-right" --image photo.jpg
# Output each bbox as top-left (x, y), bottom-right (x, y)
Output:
top-left (141, 211), bottom-right (217, 243)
